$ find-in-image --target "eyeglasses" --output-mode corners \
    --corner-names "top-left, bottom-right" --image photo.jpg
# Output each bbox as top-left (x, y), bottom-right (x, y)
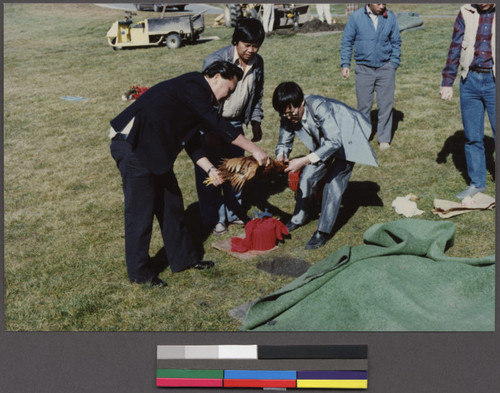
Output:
top-left (282, 107), bottom-right (300, 118)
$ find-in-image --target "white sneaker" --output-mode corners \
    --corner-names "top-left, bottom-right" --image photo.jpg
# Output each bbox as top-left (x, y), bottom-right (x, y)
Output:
top-left (456, 185), bottom-right (486, 200)
top-left (379, 142), bottom-right (391, 151)
top-left (212, 223), bottom-right (228, 235)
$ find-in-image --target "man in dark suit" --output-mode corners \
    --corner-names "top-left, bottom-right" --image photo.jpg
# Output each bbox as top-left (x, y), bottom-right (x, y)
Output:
top-left (110, 61), bottom-right (269, 287)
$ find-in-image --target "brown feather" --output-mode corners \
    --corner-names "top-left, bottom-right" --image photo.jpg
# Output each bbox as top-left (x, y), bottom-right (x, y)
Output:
top-left (208, 156), bottom-right (288, 191)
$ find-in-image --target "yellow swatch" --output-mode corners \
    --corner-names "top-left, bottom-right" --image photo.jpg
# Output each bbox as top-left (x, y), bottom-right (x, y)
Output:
top-left (297, 379), bottom-right (368, 389)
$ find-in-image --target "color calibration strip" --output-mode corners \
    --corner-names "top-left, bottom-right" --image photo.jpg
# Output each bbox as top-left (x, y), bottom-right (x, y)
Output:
top-left (157, 345), bottom-right (367, 360)
top-left (156, 345), bottom-right (368, 389)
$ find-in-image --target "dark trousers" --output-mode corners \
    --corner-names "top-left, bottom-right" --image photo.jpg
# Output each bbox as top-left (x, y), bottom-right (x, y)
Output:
top-left (194, 126), bottom-right (246, 228)
top-left (110, 139), bottom-right (197, 282)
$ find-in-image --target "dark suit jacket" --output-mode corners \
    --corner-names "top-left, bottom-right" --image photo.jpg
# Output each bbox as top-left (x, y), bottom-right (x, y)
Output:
top-left (110, 72), bottom-right (241, 175)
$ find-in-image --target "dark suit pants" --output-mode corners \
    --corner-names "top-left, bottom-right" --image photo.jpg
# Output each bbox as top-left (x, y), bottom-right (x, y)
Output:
top-left (111, 139), bottom-right (198, 283)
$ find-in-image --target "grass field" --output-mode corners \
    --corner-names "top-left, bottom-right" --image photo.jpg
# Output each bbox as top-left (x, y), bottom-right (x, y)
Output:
top-left (4, 3), bottom-right (495, 331)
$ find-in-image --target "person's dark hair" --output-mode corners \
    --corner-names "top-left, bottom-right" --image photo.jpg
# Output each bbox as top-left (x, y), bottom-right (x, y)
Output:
top-left (202, 61), bottom-right (243, 81)
top-left (231, 18), bottom-right (265, 46)
top-left (272, 82), bottom-right (304, 115)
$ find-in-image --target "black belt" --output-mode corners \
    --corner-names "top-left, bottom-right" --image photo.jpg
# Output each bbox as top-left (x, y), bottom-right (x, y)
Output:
top-left (470, 67), bottom-right (493, 73)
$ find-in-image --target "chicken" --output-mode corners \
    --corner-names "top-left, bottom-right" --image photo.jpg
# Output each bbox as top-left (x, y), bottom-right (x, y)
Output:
top-left (204, 156), bottom-right (288, 191)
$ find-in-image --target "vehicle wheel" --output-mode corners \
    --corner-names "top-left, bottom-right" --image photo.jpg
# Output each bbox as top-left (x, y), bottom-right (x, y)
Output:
top-left (165, 33), bottom-right (182, 49)
top-left (109, 37), bottom-right (122, 50)
top-left (224, 4), bottom-right (241, 27)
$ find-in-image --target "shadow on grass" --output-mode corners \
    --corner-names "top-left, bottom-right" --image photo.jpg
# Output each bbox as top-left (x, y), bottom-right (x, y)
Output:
top-left (436, 130), bottom-right (496, 183)
top-left (110, 39), bottom-right (217, 51)
top-left (152, 179), bottom-right (382, 273)
top-left (331, 180), bottom-right (383, 236)
top-left (369, 108), bottom-right (405, 142)
top-left (149, 201), bottom-right (212, 275)
top-left (242, 173), bottom-right (291, 221)
top-left (245, 176), bottom-right (382, 237)
top-left (244, 176), bottom-right (382, 238)
top-left (148, 173), bottom-right (291, 266)
top-left (150, 248), bottom-right (169, 276)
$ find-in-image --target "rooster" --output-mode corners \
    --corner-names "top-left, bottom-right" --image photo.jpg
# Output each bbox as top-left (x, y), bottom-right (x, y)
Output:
top-left (204, 156), bottom-right (288, 191)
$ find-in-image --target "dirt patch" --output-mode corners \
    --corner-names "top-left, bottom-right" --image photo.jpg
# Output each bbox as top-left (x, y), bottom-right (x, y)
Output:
top-left (256, 256), bottom-right (311, 277)
top-left (297, 19), bottom-right (345, 34)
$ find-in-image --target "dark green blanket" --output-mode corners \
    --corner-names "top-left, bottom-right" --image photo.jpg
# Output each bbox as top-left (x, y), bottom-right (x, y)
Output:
top-left (242, 219), bottom-right (494, 331)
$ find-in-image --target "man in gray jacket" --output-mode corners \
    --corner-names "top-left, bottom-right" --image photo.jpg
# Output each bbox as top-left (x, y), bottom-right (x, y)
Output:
top-left (273, 82), bottom-right (378, 249)
top-left (195, 18), bottom-right (265, 235)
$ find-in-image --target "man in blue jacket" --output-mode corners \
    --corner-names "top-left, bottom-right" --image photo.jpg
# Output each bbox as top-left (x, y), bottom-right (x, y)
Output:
top-left (273, 82), bottom-right (378, 250)
top-left (340, 3), bottom-right (401, 151)
top-left (195, 19), bottom-right (265, 235)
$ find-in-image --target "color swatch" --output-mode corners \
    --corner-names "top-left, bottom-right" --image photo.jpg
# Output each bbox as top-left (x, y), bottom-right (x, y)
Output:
top-left (156, 345), bottom-right (368, 389)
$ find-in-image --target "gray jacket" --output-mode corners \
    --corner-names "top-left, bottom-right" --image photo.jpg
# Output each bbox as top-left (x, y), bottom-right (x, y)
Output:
top-left (202, 45), bottom-right (264, 125)
top-left (276, 95), bottom-right (378, 167)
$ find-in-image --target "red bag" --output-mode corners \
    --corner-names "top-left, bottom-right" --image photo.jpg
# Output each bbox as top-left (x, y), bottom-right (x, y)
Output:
top-left (288, 169), bottom-right (326, 200)
top-left (231, 217), bottom-right (289, 253)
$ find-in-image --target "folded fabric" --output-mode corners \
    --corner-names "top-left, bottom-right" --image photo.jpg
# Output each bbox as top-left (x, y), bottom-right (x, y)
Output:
top-left (241, 219), bottom-right (494, 331)
top-left (391, 196), bottom-right (424, 217)
top-left (231, 217), bottom-right (289, 253)
top-left (397, 11), bottom-right (424, 33)
top-left (432, 192), bottom-right (495, 218)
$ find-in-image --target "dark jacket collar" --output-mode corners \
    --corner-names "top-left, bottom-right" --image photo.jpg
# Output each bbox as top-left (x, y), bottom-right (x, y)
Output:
top-left (471, 4), bottom-right (495, 14)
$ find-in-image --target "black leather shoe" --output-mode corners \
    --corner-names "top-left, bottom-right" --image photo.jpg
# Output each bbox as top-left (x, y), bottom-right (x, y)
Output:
top-left (148, 277), bottom-right (168, 287)
top-left (191, 261), bottom-right (215, 270)
top-left (305, 231), bottom-right (328, 250)
top-left (286, 221), bottom-right (301, 232)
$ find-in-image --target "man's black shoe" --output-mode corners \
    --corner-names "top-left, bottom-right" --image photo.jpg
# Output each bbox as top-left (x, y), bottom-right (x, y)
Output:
top-left (286, 221), bottom-right (301, 232)
top-left (148, 277), bottom-right (168, 287)
top-left (305, 231), bottom-right (328, 250)
top-left (191, 261), bottom-right (215, 270)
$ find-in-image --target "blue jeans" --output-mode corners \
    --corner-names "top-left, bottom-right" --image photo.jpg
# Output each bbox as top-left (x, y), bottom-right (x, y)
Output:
top-left (459, 70), bottom-right (496, 188)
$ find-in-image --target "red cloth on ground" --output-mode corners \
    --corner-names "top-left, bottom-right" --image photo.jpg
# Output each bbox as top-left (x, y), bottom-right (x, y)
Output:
top-left (231, 217), bottom-right (289, 253)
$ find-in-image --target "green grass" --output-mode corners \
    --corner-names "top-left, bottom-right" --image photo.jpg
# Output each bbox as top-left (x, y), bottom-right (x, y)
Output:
top-left (4, 3), bottom-right (495, 331)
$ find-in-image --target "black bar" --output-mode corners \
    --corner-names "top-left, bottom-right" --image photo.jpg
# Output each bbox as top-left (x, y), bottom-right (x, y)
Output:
top-left (157, 358), bottom-right (369, 371)
top-left (258, 345), bottom-right (368, 359)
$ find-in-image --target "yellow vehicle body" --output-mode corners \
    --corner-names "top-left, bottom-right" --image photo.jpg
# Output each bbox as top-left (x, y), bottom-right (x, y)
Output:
top-left (106, 12), bottom-right (204, 49)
